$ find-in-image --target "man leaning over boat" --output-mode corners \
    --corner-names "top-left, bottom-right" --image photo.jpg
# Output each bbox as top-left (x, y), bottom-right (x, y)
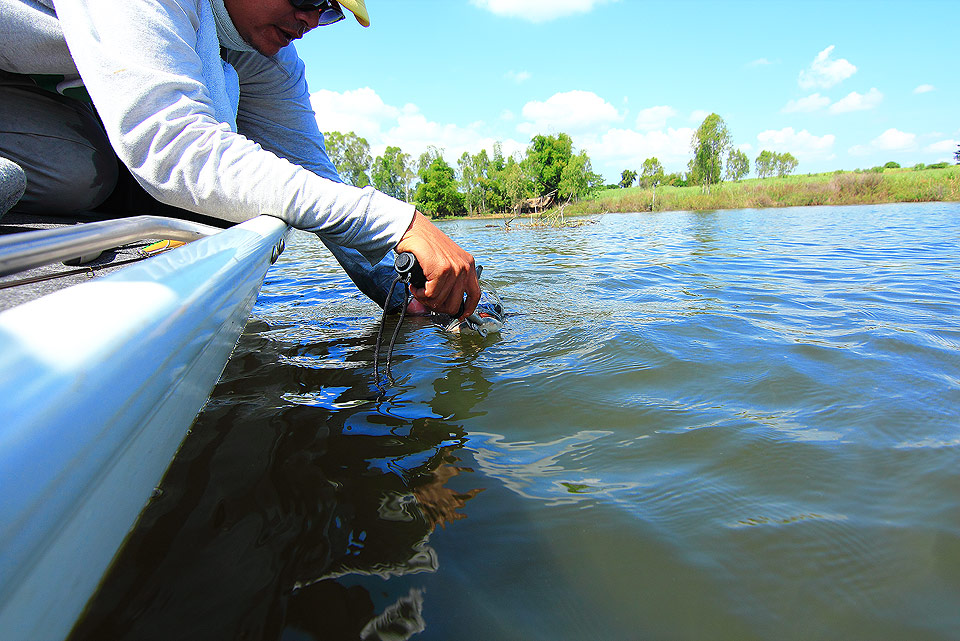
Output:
top-left (0, 0), bottom-right (480, 318)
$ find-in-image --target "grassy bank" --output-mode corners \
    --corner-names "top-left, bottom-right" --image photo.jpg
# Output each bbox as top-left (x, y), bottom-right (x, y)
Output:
top-left (567, 166), bottom-right (960, 215)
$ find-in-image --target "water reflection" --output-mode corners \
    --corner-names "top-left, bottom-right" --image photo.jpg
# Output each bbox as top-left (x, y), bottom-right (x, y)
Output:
top-left (69, 321), bottom-right (489, 641)
top-left (69, 205), bottom-right (960, 640)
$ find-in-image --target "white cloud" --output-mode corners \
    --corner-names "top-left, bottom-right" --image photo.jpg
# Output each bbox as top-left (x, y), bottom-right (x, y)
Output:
top-left (756, 127), bottom-right (836, 162)
top-left (747, 58), bottom-right (775, 67)
top-left (849, 128), bottom-right (917, 156)
top-left (798, 45), bottom-right (856, 89)
top-left (385, 108), bottom-right (526, 163)
top-left (470, 0), bottom-right (618, 22)
top-left (925, 138), bottom-right (959, 163)
top-left (635, 105), bottom-right (677, 131)
top-left (689, 109), bottom-right (711, 124)
top-left (873, 128), bottom-right (916, 150)
top-left (505, 70), bottom-right (532, 84)
top-left (310, 87), bottom-right (400, 140)
top-left (517, 90), bottom-right (623, 136)
top-left (782, 93), bottom-right (831, 113)
top-left (829, 88), bottom-right (883, 113)
top-left (585, 127), bottom-right (695, 172)
top-left (925, 138), bottom-right (958, 154)
top-left (913, 84), bottom-right (935, 94)
top-left (310, 87), bottom-right (525, 166)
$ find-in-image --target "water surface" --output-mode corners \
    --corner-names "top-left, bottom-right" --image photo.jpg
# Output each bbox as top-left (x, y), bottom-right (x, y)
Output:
top-left (72, 202), bottom-right (960, 640)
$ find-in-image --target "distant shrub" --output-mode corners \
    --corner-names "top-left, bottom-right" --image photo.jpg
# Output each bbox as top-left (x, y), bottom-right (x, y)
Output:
top-left (928, 162), bottom-right (949, 169)
top-left (913, 163), bottom-right (926, 171)
top-left (869, 166), bottom-right (885, 173)
top-left (884, 161), bottom-right (900, 169)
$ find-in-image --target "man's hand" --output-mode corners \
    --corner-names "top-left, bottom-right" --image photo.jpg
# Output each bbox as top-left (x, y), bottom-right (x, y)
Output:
top-left (394, 211), bottom-right (480, 319)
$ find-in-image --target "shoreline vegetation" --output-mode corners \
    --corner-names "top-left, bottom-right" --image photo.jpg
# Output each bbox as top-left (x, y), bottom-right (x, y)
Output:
top-left (323, 120), bottom-right (959, 224)
top-left (435, 165), bottom-right (960, 223)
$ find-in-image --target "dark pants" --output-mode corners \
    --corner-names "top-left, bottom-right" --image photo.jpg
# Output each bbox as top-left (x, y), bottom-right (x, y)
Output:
top-left (0, 71), bottom-right (116, 216)
top-left (0, 70), bottom-right (228, 227)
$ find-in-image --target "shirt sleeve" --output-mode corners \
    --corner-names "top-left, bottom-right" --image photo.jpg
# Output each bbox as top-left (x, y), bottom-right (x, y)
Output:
top-left (225, 45), bottom-right (340, 180)
top-left (52, 0), bottom-right (413, 264)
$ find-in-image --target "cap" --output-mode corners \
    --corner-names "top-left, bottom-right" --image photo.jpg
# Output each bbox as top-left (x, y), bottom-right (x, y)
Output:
top-left (338, 0), bottom-right (370, 27)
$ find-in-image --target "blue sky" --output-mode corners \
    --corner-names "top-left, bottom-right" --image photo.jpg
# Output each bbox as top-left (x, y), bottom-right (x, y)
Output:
top-left (296, 0), bottom-right (957, 182)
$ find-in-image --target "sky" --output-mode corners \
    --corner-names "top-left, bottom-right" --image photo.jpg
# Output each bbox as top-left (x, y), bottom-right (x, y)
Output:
top-left (295, 0), bottom-right (958, 183)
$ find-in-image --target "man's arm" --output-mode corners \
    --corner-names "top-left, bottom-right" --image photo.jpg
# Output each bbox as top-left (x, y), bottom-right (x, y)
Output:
top-left (54, 0), bottom-right (476, 316)
top-left (226, 42), bottom-right (479, 317)
top-left (53, 0), bottom-right (409, 263)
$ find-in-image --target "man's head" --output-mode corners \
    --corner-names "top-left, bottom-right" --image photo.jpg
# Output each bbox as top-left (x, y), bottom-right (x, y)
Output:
top-left (224, 0), bottom-right (369, 57)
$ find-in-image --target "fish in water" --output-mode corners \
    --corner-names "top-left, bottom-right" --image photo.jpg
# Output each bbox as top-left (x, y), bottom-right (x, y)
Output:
top-left (392, 252), bottom-right (504, 337)
top-left (442, 285), bottom-right (504, 337)
top-left (374, 254), bottom-right (504, 388)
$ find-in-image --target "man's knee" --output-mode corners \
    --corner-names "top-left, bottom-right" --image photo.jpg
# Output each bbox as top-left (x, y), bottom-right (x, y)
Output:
top-left (0, 81), bottom-right (118, 214)
top-left (9, 137), bottom-right (118, 214)
top-left (0, 157), bottom-right (27, 218)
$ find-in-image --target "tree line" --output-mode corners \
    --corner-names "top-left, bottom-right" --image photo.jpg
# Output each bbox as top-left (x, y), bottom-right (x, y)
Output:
top-left (323, 131), bottom-right (603, 217)
top-left (325, 112), bottom-right (809, 216)
top-left (619, 113), bottom-right (800, 191)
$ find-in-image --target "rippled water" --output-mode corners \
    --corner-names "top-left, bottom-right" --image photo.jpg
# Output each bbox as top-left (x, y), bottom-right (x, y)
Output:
top-left (72, 202), bottom-right (960, 640)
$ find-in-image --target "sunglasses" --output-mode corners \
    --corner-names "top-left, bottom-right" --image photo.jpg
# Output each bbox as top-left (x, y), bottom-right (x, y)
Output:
top-left (288, 0), bottom-right (345, 26)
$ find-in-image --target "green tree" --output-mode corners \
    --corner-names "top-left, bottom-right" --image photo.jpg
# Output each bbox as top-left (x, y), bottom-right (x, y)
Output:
top-left (417, 145), bottom-right (444, 175)
top-left (558, 151), bottom-right (602, 202)
top-left (414, 156), bottom-right (464, 217)
top-left (639, 157), bottom-right (664, 187)
top-left (498, 155), bottom-right (532, 214)
top-left (458, 149), bottom-right (495, 215)
top-left (688, 113), bottom-right (731, 191)
top-left (755, 150), bottom-right (777, 179)
top-left (725, 149), bottom-right (750, 181)
top-left (660, 172), bottom-right (685, 187)
top-left (525, 133), bottom-right (574, 197)
top-left (371, 146), bottom-right (414, 201)
top-left (323, 131), bottom-right (371, 187)
top-left (775, 152), bottom-right (799, 177)
top-left (484, 142), bottom-right (513, 213)
top-left (619, 169), bottom-right (637, 189)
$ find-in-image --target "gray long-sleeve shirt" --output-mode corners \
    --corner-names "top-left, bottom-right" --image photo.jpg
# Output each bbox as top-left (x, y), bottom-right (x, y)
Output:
top-left (0, 0), bottom-right (413, 264)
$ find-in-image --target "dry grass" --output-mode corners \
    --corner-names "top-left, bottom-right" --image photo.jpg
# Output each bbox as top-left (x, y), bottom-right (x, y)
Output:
top-left (567, 166), bottom-right (960, 215)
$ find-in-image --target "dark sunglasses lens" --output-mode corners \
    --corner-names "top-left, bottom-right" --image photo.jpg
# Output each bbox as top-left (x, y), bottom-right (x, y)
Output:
top-left (317, 7), bottom-right (345, 25)
top-left (289, 0), bottom-right (345, 25)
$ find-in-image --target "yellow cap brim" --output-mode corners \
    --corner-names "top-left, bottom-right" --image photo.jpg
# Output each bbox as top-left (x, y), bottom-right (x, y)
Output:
top-left (338, 0), bottom-right (370, 27)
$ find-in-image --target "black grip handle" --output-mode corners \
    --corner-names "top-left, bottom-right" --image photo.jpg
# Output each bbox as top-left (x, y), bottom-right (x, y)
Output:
top-left (394, 252), bottom-right (426, 288)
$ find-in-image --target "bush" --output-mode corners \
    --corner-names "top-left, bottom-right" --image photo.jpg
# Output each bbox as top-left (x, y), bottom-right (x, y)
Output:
top-left (928, 162), bottom-right (949, 169)
top-left (831, 173), bottom-right (884, 199)
top-left (913, 163), bottom-right (926, 171)
top-left (884, 161), bottom-right (900, 169)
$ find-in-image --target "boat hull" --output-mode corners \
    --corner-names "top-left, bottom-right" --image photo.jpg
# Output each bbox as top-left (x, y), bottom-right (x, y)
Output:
top-left (0, 215), bottom-right (289, 641)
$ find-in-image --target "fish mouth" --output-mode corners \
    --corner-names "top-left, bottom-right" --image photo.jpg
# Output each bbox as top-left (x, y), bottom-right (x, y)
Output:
top-left (444, 312), bottom-right (504, 337)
